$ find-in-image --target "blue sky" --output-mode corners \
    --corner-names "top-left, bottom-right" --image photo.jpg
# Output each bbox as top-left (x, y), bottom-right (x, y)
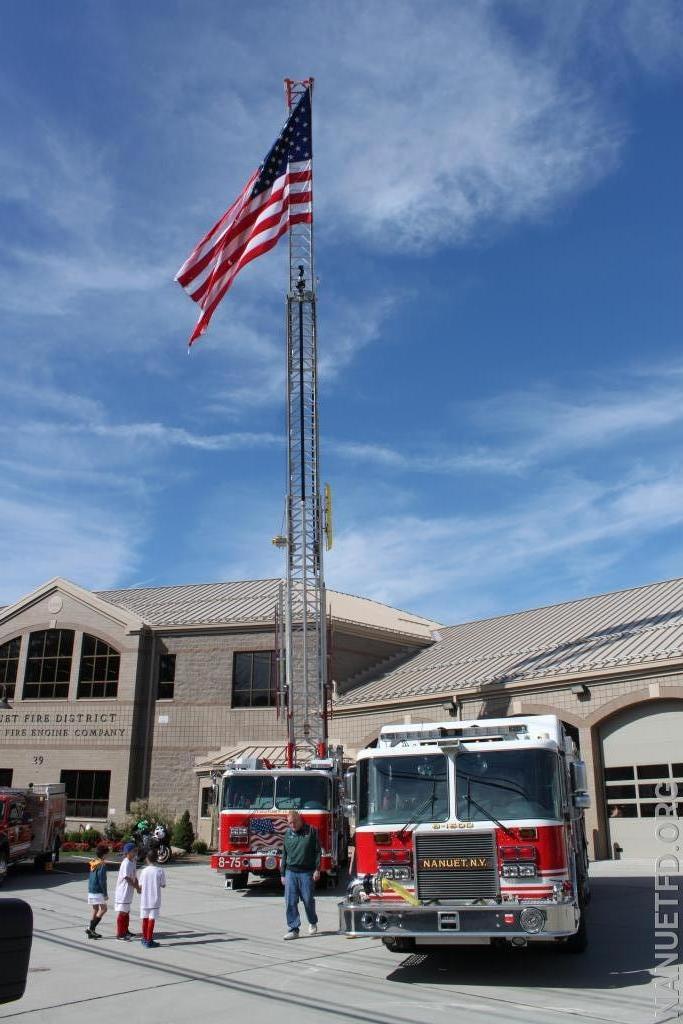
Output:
top-left (1, 1), bottom-right (682, 624)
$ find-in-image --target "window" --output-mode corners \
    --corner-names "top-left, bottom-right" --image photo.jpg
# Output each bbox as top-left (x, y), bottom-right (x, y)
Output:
top-left (60, 770), bottom-right (111, 818)
top-left (232, 651), bottom-right (276, 707)
top-left (358, 754), bottom-right (449, 827)
top-left (275, 775), bottom-right (331, 811)
top-left (158, 654), bottom-right (176, 700)
top-left (456, 749), bottom-right (563, 822)
top-left (0, 638), bottom-right (21, 699)
top-left (200, 787), bottom-right (214, 818)
top-left (23, 629), bottom-right (74, 699)
top-left (605, 763), bottom-right (681, 818)
top-left (223, 775), bottom-right (274, 810)
top-left (77, 635), bottom-right (120, 699)
top-left (0, 769), bottom-right (13, 787)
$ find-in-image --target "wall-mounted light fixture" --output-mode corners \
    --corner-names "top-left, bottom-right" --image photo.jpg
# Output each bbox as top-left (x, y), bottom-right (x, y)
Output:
top-left (441, 698), bottom-right (461, 718)
top-left (570, 683), bottom-right (590, 699)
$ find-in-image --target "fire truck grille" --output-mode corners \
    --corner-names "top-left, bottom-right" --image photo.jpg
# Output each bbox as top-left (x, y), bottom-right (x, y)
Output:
top-left (414, 832), bottom-right (498, 901)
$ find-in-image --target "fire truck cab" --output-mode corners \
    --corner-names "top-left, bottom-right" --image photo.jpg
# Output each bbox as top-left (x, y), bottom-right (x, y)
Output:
top-left (340, 715), bottom-right (591, 952)
top-left (211, 755), bottom-right (348, 889)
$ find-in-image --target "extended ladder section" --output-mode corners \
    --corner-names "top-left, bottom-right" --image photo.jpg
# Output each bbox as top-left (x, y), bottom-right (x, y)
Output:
top-left (282, 78), bottom-right (327, 763)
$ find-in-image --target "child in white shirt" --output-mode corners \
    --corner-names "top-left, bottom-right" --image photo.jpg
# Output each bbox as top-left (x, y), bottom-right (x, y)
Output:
top-left (139, 848), bottom-right (166, 948)
top-left (115, 842), bottom-right (140, 939)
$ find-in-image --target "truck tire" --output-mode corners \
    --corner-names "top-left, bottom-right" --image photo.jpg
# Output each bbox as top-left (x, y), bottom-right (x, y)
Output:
top-left (0, 847), bottom-right (8, 886)
top-left (382, 937), bottom-right (415, 953)
top-left (558, 911), bottom-right (588, 954)
top-left (227, 872), bottom-right (248, 890)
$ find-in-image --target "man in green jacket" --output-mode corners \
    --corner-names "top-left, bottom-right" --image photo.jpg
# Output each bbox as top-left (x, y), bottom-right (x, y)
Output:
top-left (280, 809), bottom-right (320, 940)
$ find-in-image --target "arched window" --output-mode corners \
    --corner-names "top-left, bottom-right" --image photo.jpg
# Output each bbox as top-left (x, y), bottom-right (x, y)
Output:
top-left (0, 637), bottom-right (21, 699)
top-left (78, 634), bottom-right (120, 699)
top-left (23, 630), bottom-right (74, 699)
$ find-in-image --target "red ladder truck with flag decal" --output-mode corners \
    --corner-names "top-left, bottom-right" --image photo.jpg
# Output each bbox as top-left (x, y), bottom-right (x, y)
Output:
top-left (210, 752), bottom-right (349, 889)
top-left (339, 715), bottom-right (591, 952)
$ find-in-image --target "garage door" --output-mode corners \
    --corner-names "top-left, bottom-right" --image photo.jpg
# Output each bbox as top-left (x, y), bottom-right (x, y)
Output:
top-left (600, 700), bottom-right (682, 859)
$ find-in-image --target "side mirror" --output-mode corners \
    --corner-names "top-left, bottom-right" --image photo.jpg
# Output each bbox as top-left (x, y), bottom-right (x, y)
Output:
top-left (570, 760), bottom-right (588, 795)
top-left (0, 899), bottom-right (33, 1005)
top-left (343, 767), bottom-right (356, 820)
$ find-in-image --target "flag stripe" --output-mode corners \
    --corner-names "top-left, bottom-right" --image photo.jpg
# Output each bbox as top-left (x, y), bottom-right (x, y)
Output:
top-left (175, 83), bottom-right (313, 347)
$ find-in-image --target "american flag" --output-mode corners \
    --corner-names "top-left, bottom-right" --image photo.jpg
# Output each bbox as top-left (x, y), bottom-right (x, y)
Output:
top-left (176, 86), bottom-right (313, 346)
top-left (249, 816), bottom-right (288, 850)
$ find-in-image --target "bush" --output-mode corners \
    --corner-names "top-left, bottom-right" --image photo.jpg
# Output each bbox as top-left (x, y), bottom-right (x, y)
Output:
top-left (172, 810), bottom-right (195, 852)
top-left (191, 839), bottom-right (208, 855)
top-left (104, 820), bottom-right (125, 841)
top-left (64, 828), bottom-right (102, 848)
top-left (127, 798), bottom-right (174, 836)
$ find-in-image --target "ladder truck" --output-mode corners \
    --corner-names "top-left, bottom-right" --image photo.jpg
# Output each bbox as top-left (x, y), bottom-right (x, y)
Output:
top-left (210, 80), bottom-right (347, 888)
top-left (340, 715), bottom-right (591, 952)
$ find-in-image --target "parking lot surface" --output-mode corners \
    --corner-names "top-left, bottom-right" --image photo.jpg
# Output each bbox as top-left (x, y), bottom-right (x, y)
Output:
top-left (0, 858), bottom-right (679, 1024)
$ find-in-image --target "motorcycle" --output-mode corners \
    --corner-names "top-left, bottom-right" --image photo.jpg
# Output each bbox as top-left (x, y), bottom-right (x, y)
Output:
top-left (133, 821), bottom-right (172, 865)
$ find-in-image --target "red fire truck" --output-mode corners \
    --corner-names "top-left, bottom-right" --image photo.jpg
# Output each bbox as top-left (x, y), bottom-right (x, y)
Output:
top-left (340, 715), bottom-right (591, 953)
top-left (0, 784), bottom-right (66, 885)
top-left (210, 753), bottom-right (349, 889)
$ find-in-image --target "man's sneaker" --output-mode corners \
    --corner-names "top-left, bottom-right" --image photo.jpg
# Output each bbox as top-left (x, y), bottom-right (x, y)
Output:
top-left (85, 928), bottom-right (100, 939)
top-left (147, 940), bottom-right (159, 948)
top-left (140, 939), bottom-right (150, 948)
top-left (116, 935), bottom-right (131, 941)
top-left (124, 931), bottom-right (137, 938)
top-left (308, 924), bottom-right (318, 935)
top-left (283, 929), bottom-right (299, 940)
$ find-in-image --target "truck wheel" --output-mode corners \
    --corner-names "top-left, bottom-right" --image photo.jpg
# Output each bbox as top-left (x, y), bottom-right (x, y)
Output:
top-left (558, 911), bottom-right (588, 954)
top-left (382, 937), bottom-right (415, 953)
top-left (0, 848), bottom-right (8, 885)
top-left (228, 872), bottom-right (249, 891)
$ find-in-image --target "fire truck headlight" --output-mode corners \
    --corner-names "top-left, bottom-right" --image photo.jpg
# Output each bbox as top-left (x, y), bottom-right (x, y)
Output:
top-left (394, 868), bottom-right (411, 881)
top-left (230, 826), bottom-right (248, 843)
top-left (518, 863), bottom-right (537, 877)
top-left (376, 914), bottom-right (390, 931)
top-left (502, 864), bottom-right (519, 877)
top-left (519, 908), bottom-right (546, 934)
top-left (360, 912), bottom-right (376, 931)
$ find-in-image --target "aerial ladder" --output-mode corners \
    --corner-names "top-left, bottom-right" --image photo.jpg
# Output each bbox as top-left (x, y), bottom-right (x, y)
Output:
top-left (274, 78), bottom-right (331, 767)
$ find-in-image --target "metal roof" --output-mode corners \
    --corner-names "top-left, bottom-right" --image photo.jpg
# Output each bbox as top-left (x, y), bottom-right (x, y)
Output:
top-left (335, 576), bottom-right (683, 707)
top-left (96, 578), bottom-right (439, 639)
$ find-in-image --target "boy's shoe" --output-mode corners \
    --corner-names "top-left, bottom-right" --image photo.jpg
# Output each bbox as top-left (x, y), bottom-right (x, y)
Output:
top-left (125, 930), bottom-right (137, 937)
top-left (140, 939), bottom-right (150, 947)
top-left (115, 935), bottom-right (131, 941)
top-left (146, 940), bottom-right (159, 948)
top-left (307, 924), bottom-right (318, 935)
top-left (85, 928), bottom-right (101, 939)
top-left (283, 929), bottom-right (299, 940)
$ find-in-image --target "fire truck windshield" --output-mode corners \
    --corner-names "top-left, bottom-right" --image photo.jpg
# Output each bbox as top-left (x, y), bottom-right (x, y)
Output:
top-left (275, 776), bottom-right (331, 811)
top-left (223, 775), bottom-right (275, 810)
top-left (455, 749), bottom-right (562, 821)
top-left (357, 755), bottom-right (449, 826)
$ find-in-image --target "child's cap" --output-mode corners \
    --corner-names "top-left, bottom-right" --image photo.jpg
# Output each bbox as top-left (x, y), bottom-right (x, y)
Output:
top-left (122, 842), bottom-right (136, 853)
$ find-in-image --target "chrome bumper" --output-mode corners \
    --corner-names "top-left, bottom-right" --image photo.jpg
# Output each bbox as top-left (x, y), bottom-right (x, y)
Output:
top-left (338, 899), bottom-right (579, 940)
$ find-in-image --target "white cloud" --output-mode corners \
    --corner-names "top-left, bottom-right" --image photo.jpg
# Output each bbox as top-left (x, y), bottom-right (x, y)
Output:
top-left (325, 467), bottom-right (683, 621)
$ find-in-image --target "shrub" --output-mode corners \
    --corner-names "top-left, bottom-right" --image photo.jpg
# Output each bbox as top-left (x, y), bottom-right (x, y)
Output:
top-left (127, 798), bottom-right (174, 836)
top-left (104, 820), bottom-right (125, 841)
top-left (172, 810), bottom-right (195, 852)
top-left (65, 828), bottom-right (102, 848)
top-left (191, 839), bottom-right (208, 855)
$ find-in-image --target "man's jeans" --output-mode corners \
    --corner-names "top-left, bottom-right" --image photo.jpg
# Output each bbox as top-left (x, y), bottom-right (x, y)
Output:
top-left (284, 869), bottom-right (318, 931)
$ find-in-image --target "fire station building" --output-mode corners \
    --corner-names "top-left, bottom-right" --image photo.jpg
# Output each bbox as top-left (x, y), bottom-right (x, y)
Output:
top-left (1, 574), bottom-right (682, 860)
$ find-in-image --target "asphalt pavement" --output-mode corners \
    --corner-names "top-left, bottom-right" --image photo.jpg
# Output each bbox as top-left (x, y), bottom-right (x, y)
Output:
top-left (0, 856), bottom-right (680, 1024)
